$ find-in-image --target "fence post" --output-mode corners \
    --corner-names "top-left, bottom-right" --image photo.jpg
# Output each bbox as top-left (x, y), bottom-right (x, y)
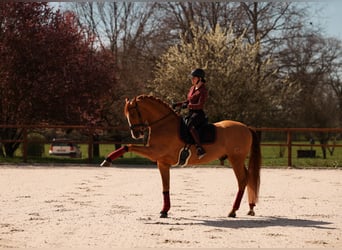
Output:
top-left (287, 130), bottom-right (292, 167)
top-left (88, 129), bottom-right (94, 163)
top-left (22, 127), bottom-right (28, 163)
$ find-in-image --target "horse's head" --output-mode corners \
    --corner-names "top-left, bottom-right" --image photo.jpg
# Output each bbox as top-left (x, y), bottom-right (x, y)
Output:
top-left (124, 95), bottom-right (176, 140)
top-left (124, 97), bottom-right (146, 139)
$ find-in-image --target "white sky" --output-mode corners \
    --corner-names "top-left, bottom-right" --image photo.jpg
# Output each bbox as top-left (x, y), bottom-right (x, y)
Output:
top-left (312, 1), bottom-right (342, 39)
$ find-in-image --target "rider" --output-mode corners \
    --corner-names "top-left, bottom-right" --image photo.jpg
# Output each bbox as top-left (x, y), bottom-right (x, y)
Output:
top-left (172, 68), bottom-right (208, 159)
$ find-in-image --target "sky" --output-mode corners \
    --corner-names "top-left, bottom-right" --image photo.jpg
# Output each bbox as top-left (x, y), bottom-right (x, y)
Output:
top-left (50, 1), bottom-right (342, 41)
top-left (315, 1), bottom-right (342, 40)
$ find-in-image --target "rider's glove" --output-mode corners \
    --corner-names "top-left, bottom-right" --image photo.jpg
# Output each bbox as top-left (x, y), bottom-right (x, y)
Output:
top-left (181, 102), bottom-right (188, 109)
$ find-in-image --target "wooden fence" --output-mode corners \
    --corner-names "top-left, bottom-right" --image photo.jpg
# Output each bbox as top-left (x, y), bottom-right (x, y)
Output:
top-left (256, 127), bottom-right (342, 166)
top-left (1, 125), bottom-right (342, 166)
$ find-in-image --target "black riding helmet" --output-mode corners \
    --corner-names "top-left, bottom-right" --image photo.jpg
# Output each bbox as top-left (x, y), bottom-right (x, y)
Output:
top-left (190, 68), bottom-right (205, 79)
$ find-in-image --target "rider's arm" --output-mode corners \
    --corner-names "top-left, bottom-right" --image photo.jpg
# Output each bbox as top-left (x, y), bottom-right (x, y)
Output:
top-left (172, 101), bottom-right (188, 109)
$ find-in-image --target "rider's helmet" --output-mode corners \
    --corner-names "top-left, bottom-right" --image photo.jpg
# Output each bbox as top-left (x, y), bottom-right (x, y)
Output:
top-left (190, 68), bottom-right (205, 79)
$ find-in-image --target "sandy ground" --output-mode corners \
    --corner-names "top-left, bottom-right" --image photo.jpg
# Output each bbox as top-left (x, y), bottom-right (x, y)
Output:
top-left (0, 164), bottom-right (341, 248)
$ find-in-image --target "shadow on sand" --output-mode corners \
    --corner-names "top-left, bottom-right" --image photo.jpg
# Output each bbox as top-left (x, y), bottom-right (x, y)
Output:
top-left (199, 216), bottom-right (335, 230)
top-left (145, 216), bottom-right (335, 230)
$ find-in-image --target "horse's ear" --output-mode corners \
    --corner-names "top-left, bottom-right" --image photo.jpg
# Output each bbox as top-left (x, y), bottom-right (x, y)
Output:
top-left (125, 97), bottom-right (129, 103)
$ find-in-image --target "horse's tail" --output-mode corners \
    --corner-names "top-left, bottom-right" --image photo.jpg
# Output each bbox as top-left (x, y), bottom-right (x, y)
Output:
top-left (247, 128), bottom-right (261, 204)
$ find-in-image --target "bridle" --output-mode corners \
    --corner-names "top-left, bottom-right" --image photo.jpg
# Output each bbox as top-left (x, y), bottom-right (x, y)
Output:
top-left (127, 101), bottom-right (146, 132)
top-left (127, 100), bottom-right (174, 135)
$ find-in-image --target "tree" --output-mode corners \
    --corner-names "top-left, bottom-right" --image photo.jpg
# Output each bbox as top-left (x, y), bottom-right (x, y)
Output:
top-left (278, 31), bottom-right (342, 158)
top-left (64, 2), bottom-right (342, 129)
top-left (148, 25), bottom-right (282, 126)
top-left (279, 32), bottom-right (340, 127)
top-left (70, 2), bottom-right (164, 98)
top-left (157, 2), bottom-right (238, 43)
top-left (324, 38), bottom-right (342, 127)
top-left (0, 3), bottom-right (119, 157)
top-left (153, 2), bottom-right (312, 127)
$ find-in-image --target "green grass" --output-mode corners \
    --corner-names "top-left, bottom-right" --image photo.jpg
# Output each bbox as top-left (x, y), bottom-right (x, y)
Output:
top-left (261, 145), bottom-right (342, 168)
top-left (0, 142), bottom-right (341, 169)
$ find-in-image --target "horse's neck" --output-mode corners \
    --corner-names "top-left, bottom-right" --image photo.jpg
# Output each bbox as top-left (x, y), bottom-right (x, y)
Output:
top-left (144, 101), bottom-right (176, 123)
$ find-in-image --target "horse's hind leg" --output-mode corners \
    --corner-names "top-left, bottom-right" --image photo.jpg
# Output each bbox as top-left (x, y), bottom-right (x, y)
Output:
top-left (157, 162), bottom-right (171, 218)
top-left (247, 203), bottom-right (256, 216)
top-left (228, 158), bottom-right (248, 218)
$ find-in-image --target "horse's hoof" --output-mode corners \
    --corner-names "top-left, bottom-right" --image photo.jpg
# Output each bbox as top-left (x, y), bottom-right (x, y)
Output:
top-left (100, 160), bottom-right (111, 167)
top-left (247, 210), bottom-right (255, 216)
top-left (160, 211), bottom-right (168, 218)
top-left (228, 212), bottom-right (236, 218)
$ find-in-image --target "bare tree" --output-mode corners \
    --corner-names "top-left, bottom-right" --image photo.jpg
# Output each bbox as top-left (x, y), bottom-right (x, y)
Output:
top-left (278, 31), bottom-right (341, 157)
top-left (70, 2), bottom-right (165, 98)
top-left (279, 32), bottom-right (340, 124)
top-left (324, 38), bottom-right (342, 126)
top-left (158, 2), bottom-right (238, 43)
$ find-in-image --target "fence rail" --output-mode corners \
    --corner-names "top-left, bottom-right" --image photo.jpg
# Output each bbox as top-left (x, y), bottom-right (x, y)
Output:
top-left (256, 127), bottom-right (342, 166)
top-left (1, 125), bottom-right (342, 166)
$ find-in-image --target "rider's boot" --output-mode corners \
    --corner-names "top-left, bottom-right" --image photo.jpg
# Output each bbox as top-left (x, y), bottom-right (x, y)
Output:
top-left (189, 126), bottom-right (206, 159)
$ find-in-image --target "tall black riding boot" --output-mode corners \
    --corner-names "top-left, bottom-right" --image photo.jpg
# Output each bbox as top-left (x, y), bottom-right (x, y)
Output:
top-left (189, 126), bottom-right (206, 159)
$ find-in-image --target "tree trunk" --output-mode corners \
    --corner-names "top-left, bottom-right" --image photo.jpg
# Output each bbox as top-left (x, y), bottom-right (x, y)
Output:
top-left (93, 134), bottom-right (100, 157)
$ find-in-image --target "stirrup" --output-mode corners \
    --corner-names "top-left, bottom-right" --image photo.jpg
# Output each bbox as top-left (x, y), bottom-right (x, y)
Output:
top-left (196, 146), bottom-right (206, 159)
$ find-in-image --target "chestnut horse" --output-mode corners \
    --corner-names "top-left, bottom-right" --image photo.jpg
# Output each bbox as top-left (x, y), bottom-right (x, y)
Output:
top-left (102, 95), bottom-right (261, 218)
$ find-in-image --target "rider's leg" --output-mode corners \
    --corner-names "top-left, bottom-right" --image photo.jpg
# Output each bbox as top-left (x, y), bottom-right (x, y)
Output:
top-left (189, 126), bottom-right (206, 159)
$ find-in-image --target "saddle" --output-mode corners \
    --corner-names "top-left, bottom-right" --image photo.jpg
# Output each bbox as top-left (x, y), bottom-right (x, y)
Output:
top-left (179, 118), bottom-right (216, 145)
top-left (173, 118), bottom-right (216, 166)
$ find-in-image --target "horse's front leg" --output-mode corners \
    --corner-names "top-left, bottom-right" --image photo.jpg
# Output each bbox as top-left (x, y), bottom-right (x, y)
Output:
top-left (127, 144), bottom-right (159, 162)
top-left (100, 144), bottom-right (156, 166)
top-left (157, 161), bottom-right (170, 218)
top-left (102, 144), bottom-right (158, 164)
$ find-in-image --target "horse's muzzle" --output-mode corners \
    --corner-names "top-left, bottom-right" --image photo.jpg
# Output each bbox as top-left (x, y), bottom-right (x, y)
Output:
top-left (130, 124), bottom-right (147, 139)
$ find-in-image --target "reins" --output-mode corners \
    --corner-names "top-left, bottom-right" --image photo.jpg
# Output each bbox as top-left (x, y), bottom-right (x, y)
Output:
top-left (149, 111), bottom-right (174, 127)
top-left (128, 100), bottom-right (175, 131)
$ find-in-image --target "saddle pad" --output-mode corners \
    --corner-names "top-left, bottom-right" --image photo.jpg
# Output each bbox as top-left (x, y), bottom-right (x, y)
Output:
top-left (179, 119), bottom-right (216, 145)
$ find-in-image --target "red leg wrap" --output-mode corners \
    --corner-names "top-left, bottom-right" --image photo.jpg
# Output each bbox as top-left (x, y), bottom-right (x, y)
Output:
top-left (161, 191), bottom-right (170, 213)
top-left (107, 146), bottom-right (128, 161)
top-left (233, 190), bottom-right (245, 211)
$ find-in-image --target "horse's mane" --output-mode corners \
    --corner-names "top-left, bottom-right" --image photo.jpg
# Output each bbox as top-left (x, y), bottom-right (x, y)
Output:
top-left (136, 95), bottom-right (177, 115)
